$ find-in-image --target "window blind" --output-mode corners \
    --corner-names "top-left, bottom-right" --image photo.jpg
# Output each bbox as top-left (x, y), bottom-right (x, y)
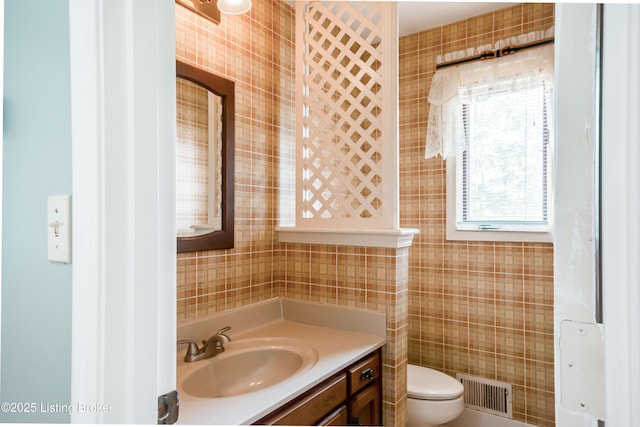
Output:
top-left (458, 79), bottom-right (551, 230)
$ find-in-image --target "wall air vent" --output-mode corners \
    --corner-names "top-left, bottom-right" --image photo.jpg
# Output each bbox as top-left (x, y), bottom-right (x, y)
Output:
top-left (455, 373), bottom-right (513, 419)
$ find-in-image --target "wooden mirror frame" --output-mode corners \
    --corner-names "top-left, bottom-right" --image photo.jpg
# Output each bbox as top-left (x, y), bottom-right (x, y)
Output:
top-left (176, 60), bottom-right (235, 252)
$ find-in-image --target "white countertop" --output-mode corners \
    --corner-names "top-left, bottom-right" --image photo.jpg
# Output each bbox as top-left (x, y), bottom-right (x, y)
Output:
top-left (176, 299), bottom-right (386, 425)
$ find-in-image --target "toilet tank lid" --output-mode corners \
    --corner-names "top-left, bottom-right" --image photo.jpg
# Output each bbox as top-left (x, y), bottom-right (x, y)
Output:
top-left (407, 364), bottom-right (464, 400)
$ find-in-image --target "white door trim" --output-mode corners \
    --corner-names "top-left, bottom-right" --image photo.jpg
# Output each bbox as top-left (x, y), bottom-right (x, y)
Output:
top-left (0, 0), bottom-right (4, 386)
top-left (601, 4), bottom-right (640, 426)
top-left (69, 0), bottom-right (176, 423)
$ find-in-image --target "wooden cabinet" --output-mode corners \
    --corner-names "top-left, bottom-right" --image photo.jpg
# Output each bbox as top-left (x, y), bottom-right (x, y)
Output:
top-left (347, 351), bottom-right (381, 425)
top-left (258, 373), bottom-right (347, 425)
top-left (255, 349), bottom-right (382, 426)
top-left (318, 405), bottom-right (348, 425)
top-left (349, 380), bottom-right (381, 425)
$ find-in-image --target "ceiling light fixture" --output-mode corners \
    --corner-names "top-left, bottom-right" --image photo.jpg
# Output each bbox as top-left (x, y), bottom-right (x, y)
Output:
top-left (216, 0), bottom-right (252, 15)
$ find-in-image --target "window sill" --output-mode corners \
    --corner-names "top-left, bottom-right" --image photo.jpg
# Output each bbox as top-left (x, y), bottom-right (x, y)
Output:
top-left (275, 227), bottom-right (420, 248)
top-left (446, 226), bottom-right (553, 243)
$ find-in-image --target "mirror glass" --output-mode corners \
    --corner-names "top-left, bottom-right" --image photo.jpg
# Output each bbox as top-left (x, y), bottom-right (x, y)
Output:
top-left (176, 77), bottom-right (223, 237)
top-left (176, 61), bottom-right (234, 252)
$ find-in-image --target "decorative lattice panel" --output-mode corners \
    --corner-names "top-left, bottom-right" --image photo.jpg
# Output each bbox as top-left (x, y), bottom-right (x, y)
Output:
top-left (297, 2), bottom-right (396, 227)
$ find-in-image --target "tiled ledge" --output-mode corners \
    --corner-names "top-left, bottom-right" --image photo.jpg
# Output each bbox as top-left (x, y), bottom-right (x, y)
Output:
top-left (275, 226), bottom-right (420, 248)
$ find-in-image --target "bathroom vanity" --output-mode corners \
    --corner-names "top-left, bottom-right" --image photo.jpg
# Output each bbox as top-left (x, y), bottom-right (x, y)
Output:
top-left (176, 298), bottom-right (386, 425)
top-left (255, 349), bottom-right (381, 425)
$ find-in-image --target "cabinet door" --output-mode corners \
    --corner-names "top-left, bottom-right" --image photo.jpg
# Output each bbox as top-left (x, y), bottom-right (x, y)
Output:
top-left (318, 405), bottom-right (348, 425)
top-left (348, 382), bottom-right (381, 426)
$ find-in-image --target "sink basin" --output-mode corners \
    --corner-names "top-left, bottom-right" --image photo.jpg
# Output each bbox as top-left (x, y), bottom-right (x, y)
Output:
top-left (180, 338), bottom-right (318, 398)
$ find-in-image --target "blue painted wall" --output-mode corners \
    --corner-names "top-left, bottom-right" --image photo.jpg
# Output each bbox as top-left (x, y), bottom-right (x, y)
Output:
top-left (1, 0), bottom-right (72, 422)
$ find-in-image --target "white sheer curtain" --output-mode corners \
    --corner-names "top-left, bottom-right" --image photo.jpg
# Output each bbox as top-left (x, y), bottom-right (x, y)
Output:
top-left (425, 29), bottom-right (555, 159)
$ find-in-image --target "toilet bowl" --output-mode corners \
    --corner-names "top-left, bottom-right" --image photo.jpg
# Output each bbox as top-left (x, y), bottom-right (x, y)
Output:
top-left (407, 364), bottom-right (465, 427)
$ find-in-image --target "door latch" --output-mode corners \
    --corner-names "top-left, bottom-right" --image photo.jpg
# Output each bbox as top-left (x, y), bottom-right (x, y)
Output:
top-left (158, 390), bottom-right (179, 424)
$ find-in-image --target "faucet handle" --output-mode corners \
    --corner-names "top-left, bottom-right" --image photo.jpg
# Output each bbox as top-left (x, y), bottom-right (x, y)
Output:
top-left (215, 326), bottom-right (232, 343)
top-left (216, 326), bottom-right (231, 335)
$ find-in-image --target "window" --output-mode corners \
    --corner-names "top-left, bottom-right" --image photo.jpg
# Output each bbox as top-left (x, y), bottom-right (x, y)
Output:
top-left (449, 78), bottom-right (552, 241)
top-left (425, 37), bottom-right (555, 243)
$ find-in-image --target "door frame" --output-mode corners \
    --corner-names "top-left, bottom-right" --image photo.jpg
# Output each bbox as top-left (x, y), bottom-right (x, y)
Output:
top-left (68, 0), bottom-right (176, 422)
top-left (0, 0), bottom-right (4, 386)
top-left (601, 4), bottom-right (640, 426)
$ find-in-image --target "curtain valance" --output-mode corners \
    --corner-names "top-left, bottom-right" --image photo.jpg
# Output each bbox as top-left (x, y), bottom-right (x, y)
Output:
top-left (425, 28), bottom-right (555, 159)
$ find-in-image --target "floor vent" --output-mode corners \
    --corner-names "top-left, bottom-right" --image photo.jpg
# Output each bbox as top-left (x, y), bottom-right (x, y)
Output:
top-left (455, 373), bottom-right (513, 419)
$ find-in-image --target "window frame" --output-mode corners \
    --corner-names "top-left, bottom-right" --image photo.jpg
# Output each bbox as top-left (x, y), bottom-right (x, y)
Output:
top-left (445, 81), bottom-right (554, 243)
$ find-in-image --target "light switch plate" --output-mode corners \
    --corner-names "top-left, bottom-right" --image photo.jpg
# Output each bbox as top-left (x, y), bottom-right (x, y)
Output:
top-left (47, 195), bottom-right (71, 263)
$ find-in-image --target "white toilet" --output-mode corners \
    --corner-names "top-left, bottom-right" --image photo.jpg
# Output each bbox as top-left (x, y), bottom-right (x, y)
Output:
top-left (407, 364), bottom-right (465, 427)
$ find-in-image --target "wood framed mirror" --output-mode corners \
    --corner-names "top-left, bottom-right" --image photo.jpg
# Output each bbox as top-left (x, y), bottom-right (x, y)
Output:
top-left (176, 60), bottom-right (234, 252)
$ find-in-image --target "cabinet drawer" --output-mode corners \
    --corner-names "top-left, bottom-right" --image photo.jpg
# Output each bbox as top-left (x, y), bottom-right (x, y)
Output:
top-left (348, 352), bottom-right (380, 394)
top-left (261, 373), bottom-right (347, 425)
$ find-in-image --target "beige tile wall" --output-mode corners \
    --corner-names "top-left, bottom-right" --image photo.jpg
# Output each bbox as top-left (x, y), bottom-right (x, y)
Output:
top-left (175, 2), bottom-right (408, 425)
top-left (175, 0), bottom-right (294, 319)
top-left (399, 3), bottom-right (555, 426)
top-left (279, 244), bottom-right (409, 427)
top-left (176, 2), bottom-right (555, 426)
top-left (176, 0), bottom-right (408, 426)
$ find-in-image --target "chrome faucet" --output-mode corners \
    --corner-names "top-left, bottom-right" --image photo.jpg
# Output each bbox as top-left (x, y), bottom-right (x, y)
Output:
top-left (177, 326), bottom-right (231, 362)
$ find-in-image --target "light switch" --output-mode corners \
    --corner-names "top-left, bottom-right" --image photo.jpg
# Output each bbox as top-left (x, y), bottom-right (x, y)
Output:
top-left (48, 195), bottom-right (71, 263)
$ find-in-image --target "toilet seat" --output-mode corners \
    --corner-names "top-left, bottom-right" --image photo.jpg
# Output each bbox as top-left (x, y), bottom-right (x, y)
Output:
top-left (407, 364), bottom-right (464, 401)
